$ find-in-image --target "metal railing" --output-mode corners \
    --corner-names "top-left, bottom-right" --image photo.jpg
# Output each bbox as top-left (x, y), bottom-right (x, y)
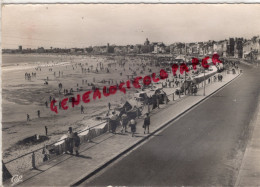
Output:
top-left (4, 121), bottom-right (107, 175)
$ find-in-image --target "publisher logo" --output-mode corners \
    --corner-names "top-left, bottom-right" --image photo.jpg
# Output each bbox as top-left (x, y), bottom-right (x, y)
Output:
top-left (11, 175), bottom-right (23, 186)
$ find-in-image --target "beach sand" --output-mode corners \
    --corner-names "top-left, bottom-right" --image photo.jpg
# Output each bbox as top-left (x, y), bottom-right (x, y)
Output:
top-left (2, 53), bottom-right (167, 161)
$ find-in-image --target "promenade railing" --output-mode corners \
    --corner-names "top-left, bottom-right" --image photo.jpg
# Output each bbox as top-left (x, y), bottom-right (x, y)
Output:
top-left (4, 121), bottom-right (108, 175)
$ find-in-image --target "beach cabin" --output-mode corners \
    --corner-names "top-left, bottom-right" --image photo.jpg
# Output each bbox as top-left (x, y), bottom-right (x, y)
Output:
top-left (126, 74), bottom-right (135, 80)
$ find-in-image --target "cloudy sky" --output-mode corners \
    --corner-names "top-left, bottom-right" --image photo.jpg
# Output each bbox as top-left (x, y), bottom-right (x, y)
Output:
top-left (2, 4), bottom-right (260, 49)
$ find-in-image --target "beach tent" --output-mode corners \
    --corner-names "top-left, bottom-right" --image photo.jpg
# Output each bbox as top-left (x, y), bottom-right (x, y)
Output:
top-left (175, 55), bottom-right (186, 61)
top-left (192, 66), bottom-right (218, 84)
top-left (216, 63), bottom-right (224, 71)
top-left (121, 101), bottom-right (133, 112)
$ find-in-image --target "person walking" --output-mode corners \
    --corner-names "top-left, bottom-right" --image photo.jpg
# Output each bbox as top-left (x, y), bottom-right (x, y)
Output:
top-left (214, 75), bottom-right (217, 82)
top-left (66, 127), bottom-right (74, 154)
top-left (192, 84), bottom-right (197, 96)
top-left (129, 118), bottom-right (137, 137)
top-left (120, 113), bottom-right (128, 133)
top-left (156, 93), bottom-right (160, 109)
top-left (143, 113), bottom-right (150, 134)
top-left (108, 102), bottom-right (111, 110)
top-left (73, 132), bottom-right (80, 156)
top-left (42, 144), bottom-right (50, 162)
top-left (110, 112), bottom-right (118, 133)
top-left (37, 110), bottom-right (40, 118)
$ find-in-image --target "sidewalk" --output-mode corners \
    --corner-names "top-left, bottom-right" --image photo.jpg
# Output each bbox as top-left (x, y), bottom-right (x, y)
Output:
top-left (235, 96), bottom-right (260, 186)
top-left (5, 72), bottom-right (241, 186)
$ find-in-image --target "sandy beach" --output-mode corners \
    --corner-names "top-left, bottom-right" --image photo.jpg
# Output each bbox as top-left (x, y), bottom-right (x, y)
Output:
top-left (2, 53), bottom-right (171, 161)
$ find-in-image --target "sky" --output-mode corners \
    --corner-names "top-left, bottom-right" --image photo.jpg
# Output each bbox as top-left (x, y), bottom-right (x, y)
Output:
top-left (2, 4), bottom-right (260, 49)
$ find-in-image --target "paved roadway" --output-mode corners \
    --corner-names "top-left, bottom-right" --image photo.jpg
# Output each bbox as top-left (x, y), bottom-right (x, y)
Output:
top-left (82, 63), bottom-right (260, 186)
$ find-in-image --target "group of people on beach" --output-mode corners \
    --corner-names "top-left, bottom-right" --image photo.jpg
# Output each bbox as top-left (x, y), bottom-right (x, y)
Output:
top-left (25, 72), bottom-right (36, 80)
top-left (26, 110), bottom-right (41, 121)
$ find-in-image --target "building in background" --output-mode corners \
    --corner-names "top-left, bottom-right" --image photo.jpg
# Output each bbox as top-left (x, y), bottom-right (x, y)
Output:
top-left (152, 42), bottom-right (166, 53)
top-left (227, 38), bottom-right (235, 57)
top-left (37, 47), bottom-right (45, 53)
top-left (18, 45), bottom-right (22, 51)
top-left (234, 38), bottom-right (243, 58)
top-left (243, 36), bottom-right (260, 60)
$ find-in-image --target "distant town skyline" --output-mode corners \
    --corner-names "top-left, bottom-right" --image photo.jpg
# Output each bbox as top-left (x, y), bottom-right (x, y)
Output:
top-left (2, 4), bottom-right (260, 49)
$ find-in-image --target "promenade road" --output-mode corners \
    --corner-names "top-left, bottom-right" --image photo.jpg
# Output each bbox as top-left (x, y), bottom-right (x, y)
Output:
top-left (84, 63), bottom-right (260, 186)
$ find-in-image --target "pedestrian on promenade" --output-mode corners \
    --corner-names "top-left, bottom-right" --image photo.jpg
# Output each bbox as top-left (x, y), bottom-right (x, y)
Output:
top-left (129, 118), bottom-right (137, 137)
top-left (143, 113), bottom-right (150, 134)
top-left (190, 83), bottom-right (194, 95)
top-left (73, 132), bottom-right (80, 156)
top-left (37, 110), bottom-right (40, 118)
top-left (110, 112), bottom-right (118, 134)
top-left (192, 84), bottom-right (198, 96)
top-left (42, 144), bottom-right (50, 162)
top-left (66, 127), bottom-right (74, 154)
top-left (214, 75), bottom-right (217, 82)
top-left (156, 93), bottom-right (160, 109)
top-left (176, 81), bottom-right (179, 87)
top-left (120, 113), bottom-right (128, 133)
top-left (218, 74), bottom-right (223, 82)
top-left (45, 101), bottom-right (48, 108)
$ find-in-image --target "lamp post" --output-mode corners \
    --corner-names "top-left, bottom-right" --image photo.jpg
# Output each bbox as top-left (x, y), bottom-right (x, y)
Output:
top-left (184, 43), bottom-right (187, 95)
top-left (203, 69), bottom-right (206, 96)
top-left (184, 71), bottom-right (186, 95)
